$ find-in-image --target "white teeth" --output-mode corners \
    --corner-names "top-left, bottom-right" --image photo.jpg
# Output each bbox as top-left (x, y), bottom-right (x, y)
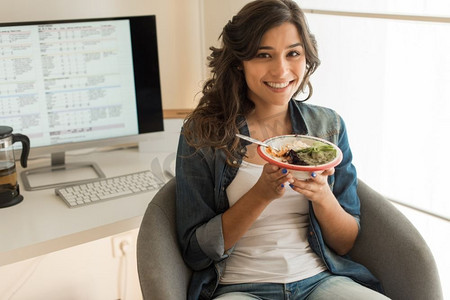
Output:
top-left (267, 82), bottom-right (289, 89)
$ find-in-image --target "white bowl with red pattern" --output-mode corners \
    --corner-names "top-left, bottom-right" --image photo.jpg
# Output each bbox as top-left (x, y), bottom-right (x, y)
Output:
top-left (257, 135), bottom-right (343, 180)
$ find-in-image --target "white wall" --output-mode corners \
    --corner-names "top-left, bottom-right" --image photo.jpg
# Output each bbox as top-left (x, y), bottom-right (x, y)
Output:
top-left (202, 0), bottom-right (250, 51)
top-left (0, 0), bottom-right (205, 110)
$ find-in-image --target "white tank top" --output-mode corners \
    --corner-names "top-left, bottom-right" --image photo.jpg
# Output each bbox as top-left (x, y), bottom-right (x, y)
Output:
top-left (221, 161), bottom-right (326, 284)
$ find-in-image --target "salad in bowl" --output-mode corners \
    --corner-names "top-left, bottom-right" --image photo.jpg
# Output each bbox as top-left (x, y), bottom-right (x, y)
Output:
top-left (257, 135), bottom-right (343, 180)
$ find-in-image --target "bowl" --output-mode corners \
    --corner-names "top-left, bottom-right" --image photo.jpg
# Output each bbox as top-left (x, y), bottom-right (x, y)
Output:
top-left (257, 135), bottom-right (343, 180)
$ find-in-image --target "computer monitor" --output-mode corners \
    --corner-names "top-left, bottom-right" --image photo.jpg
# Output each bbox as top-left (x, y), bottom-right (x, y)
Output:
top-left (0, 15), bottom-right (164, 190)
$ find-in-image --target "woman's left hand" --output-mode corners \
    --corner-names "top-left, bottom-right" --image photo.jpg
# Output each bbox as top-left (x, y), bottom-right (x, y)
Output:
top-left (289, 167), bottom-right (358, 255)
top-left (289, 168), bottom-right (335, 205)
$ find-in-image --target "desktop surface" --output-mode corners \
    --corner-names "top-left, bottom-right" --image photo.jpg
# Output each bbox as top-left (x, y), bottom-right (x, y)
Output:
top-left (0, 147), bottom-right (170, 266)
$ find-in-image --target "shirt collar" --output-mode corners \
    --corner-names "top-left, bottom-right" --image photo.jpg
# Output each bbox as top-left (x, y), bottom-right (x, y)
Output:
top-left (288, 99), bottom-right (309, 135)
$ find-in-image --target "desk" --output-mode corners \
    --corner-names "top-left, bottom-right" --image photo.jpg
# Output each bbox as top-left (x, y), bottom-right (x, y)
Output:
top-left (0, 147), bottom-right (172, 266)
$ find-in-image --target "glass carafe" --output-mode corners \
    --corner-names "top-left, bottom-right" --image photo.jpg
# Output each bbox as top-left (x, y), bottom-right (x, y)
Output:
top-left (0, 126), bottom-right (30, 208)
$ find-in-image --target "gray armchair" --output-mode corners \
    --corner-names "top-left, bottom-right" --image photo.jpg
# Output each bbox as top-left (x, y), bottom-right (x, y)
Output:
top-left (136, 178), bottom-right (443, 300)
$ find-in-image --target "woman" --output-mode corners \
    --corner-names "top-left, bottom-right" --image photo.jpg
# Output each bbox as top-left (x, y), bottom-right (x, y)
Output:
top-left (176, 0), bottom-right (388, 299)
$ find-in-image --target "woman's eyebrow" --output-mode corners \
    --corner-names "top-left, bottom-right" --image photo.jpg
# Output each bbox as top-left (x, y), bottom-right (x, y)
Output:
top-left (258, 42), bottom-right (304, 50)
top-left (288, 42), bottom-right (304, 49)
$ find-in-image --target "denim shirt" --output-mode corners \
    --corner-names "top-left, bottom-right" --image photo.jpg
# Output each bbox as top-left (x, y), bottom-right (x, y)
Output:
top-left (176, 100), bottom-right (383, 299)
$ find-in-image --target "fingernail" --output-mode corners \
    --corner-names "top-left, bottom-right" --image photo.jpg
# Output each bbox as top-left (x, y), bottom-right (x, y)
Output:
top-left (311, 172), bottom-right (317, 178)
top-left (281, 168), bottom-right (288, 174)
top-left (289, 183), bottom-right (294, 188)
top-left (281, 183), bottom-right (285, 188)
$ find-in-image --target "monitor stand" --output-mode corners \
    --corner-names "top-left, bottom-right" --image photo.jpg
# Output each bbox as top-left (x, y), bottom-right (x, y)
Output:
top-left (20, 152), bottom-right (106, 191)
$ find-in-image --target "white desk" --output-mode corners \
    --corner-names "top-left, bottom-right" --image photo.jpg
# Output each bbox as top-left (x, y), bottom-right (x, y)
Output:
top-left (0, 147), bottom-right (172, 266)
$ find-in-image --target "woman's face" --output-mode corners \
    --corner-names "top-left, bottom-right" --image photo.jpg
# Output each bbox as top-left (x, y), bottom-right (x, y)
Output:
top-left (242, 22), bottom-right (306, 110)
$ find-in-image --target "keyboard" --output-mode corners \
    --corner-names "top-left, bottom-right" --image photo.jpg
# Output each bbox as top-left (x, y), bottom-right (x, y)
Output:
top-left (55, 170), bottom-right (165, 208)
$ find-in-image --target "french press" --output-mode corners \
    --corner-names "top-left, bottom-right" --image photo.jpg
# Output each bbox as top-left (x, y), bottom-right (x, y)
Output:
top-left (0, 126), bottom-right (30, 208)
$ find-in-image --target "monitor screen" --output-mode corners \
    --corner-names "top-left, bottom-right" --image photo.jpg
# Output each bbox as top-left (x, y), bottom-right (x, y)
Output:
top-left (0, 15), bottom-right (164, 189)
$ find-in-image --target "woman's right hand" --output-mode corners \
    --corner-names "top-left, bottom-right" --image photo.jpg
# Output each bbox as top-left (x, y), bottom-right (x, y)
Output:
top-left (222, 163), bottom-right (293, 250)
top-left (253, 163), bottom-right (294, 202)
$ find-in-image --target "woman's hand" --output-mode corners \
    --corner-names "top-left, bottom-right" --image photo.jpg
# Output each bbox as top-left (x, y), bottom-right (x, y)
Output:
top-left (289, 168), bottom-right (335, 205)
top-left (222, 163), bottom-right (293, 250)
top-left (289, 168), bottom-right (358, 255)
top-left (253, 163), bottom-right (294, 202)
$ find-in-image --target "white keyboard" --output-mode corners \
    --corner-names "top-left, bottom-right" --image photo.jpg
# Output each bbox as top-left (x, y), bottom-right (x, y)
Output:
top-left (55, 170), bottom-right (165, 208)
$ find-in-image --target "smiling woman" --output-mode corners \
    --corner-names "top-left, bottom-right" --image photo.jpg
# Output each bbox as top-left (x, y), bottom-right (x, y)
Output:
top-left (175, 1), bottom-right (391, 299)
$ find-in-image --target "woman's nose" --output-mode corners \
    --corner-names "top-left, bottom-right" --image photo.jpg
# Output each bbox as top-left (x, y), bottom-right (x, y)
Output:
top-left (270, 57), bottom-right (289, 77)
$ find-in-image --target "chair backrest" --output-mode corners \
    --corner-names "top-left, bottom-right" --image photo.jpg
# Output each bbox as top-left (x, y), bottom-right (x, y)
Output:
top-left (137, 178), bottom-right (443, 300)
top-left (137, 178), bottom-right (192, 299)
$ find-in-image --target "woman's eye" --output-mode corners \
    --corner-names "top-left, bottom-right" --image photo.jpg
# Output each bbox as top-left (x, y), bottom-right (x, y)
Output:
top-left (256, 53), bottom-right (270, 58)
top-left (288, 50), bottom-right (301, 57)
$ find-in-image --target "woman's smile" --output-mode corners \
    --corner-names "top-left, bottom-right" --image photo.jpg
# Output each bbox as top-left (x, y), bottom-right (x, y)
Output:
top-left (265, 81), bottom-right (293, 90)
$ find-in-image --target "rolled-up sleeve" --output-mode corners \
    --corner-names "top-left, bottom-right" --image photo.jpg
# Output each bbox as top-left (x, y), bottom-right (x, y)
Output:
top-left (196, 214), bottom-right (229, 261)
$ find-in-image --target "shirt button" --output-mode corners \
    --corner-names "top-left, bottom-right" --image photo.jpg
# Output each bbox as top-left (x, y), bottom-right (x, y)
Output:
top-left (232, 160), bottom-right (238, 165)
top-left (240, 148), bottom-right (246, 154)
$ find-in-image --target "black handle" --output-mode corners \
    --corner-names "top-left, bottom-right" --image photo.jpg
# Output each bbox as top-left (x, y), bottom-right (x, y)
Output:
top-left (12, 134), bottom-right (30, 168)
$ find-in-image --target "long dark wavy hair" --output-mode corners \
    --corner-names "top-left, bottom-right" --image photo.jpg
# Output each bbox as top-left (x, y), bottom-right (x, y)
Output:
top-left (183, 0), bottom-right (320, 165)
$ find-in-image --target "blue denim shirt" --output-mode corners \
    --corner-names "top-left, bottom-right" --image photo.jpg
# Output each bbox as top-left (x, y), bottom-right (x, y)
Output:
top-left (176, 100), bottom-right (383, 299)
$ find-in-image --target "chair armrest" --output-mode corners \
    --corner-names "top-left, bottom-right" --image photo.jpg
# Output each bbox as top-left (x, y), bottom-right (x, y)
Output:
top-left (350, 179), bottom-right (443, 300)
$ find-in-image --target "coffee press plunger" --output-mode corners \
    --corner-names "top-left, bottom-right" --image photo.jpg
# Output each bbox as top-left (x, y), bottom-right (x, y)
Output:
top-left (0, 126), bottom-right (30, 208)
